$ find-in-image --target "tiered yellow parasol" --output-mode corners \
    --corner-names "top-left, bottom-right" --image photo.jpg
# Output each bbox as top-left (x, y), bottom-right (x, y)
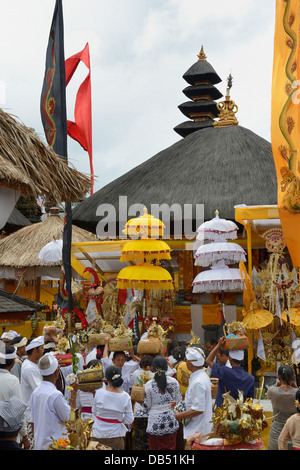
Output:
top-left (120, 238), bottom-right (171, 263)
top-left (117, 262), bottom-right (174, 291)
top-left (117, 209), bottom-right (174, 333)
top-left (122, 207), bottom-right (165, 239)
top-left (117, 208), bottom-right (173, 291)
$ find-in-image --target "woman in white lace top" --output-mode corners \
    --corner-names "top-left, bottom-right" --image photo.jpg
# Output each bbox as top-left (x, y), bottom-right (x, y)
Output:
top-left (143, 356), bottom-right (181, 450)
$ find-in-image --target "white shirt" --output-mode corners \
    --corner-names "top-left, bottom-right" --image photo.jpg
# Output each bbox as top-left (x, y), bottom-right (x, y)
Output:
top-left (100, 356), bottom-right (139, 393)
top-left (77, 390), bottom-right (94, 419)
top-left (122, 360), bottom-right (140, 393)
top-left (0, 369), bottom-right (22, 401)
top-left (21, 359), bottom-right (42, 422)
top-left (100, 355), bottom-right (113, 377)
top-left (131, 368), bottom-right (154, 418)
top-left (0, 369), bottom-right (27, 439)
top-left (92, 388), bottom-right (133, 438)
top-left (60, 353), bottom-right (85, 400)
top-left (183, 368), bottom-right (213, 439)
top-left (30, 381), bottom-right (71, 450)
top-left (168, 355), bottom-right (177, 365)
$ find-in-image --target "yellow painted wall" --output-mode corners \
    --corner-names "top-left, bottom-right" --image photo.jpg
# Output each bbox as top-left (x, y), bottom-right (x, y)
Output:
top-left (4, 321), bottom-right (48, 339)
top-left (3, 282), bottom-right (57, 311)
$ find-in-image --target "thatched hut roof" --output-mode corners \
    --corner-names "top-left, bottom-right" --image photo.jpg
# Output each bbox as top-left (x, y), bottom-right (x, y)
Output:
top-left (0, 108), bottom-right (91, 202)
top-left (0, 208), bottom-right (96, 268)
top-left (72, 124), bottom-right (278, 235)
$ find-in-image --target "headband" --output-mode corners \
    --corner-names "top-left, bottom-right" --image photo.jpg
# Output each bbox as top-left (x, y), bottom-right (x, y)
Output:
top-left (38, 353), bottom-right (59, 376)
top-left (185, 347), bottom-right (205, 367)
top-left (25, 336), bottom-right (44, 352)
top-left (0, 347), bottom-right (17, 360)
top-left (229, 349), bottom-right (244, 361)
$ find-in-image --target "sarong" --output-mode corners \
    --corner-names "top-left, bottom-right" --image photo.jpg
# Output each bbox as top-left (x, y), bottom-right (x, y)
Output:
top-left (133, 418), bottom-right (148, 450)
top-left (148, 432), bottom-right (177, 451)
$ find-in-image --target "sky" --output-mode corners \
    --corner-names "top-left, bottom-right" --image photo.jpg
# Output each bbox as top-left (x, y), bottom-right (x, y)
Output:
top-left (0, 0), bottom-right (277, 194)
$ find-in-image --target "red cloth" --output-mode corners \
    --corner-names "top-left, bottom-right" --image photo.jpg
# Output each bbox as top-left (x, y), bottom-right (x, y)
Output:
top-left (117, 289), bottom-right (128, 304)
top-left (65, 43), bottom-right (94, 193)
top-left (128, 315), bottom-right (143, 329)
top-left (96, 417), bottom-right (122, 424)
top-left (148, 432), bottom-right (177, 451)
top-left (81, 407), bottom-right (92, 414)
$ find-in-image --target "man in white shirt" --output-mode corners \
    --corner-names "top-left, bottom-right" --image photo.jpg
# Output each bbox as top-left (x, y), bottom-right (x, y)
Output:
top-left (173, 347), bottom-right (212, 439)
top-left (20, 336), bottom-right (44, 447)
top-left (30, 352), bottom-right (78, 450)
top-left (0, 343), bottom-right (29, 449)
top-left (10, 336), bottom-right (28, 381)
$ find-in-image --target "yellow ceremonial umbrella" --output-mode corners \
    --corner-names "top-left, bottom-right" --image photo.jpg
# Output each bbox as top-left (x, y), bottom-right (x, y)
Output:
top-left (117, 263), bottom-right (174, 291)
top-left (120, 238), bottom-right (171, 263)
top-left (281, 307), bottom-right (300, 326)
top-left (242, 305), bottom-right (274, 330)
top-left (119, 210), bottom-right (173, 335)
top-left (123, 207), bottom-right (165, 239)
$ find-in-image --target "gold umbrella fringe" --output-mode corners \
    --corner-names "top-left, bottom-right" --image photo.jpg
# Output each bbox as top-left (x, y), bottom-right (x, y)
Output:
top-left (120, 251), bottom-right (171, 263)
top-left (117, 279), bottom-right (174, 291)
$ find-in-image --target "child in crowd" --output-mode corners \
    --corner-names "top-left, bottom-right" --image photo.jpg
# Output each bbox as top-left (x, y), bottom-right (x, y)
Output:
top-left (101, 336), bottom-right (140, 393)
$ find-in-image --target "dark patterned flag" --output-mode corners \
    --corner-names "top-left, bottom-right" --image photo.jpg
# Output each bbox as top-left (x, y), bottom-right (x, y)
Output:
top-left (40, 0), bottom-right (67, 160)
top-left (40, 0), bottom-right (72, 314)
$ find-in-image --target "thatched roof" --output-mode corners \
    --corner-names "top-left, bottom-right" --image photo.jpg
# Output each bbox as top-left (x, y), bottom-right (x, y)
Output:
top-left (0, 208), bottom-right (96, 268)
top-left (72, 125), bottom-right (278, 234)
top-left (0, 288), bottom-right (46, 315)
top-left (0, 108), bottom-right (91, 202)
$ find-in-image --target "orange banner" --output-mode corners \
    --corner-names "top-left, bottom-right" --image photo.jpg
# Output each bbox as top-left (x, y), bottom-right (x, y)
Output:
top-left (202, 304), bottom-right (221, 325)
top-left (271, 0), bottom-right (300, 266)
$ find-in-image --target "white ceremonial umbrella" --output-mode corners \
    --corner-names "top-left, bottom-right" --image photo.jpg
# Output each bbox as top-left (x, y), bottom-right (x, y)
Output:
top-left (193, 211), bottom-right (245, 335)
top-left (197, 210), bottom-right (239, 242)
top-left (194, 242), bottom-right (246, 267)
top-left (192, 259), bottom-right (245, 336)
top-left (192, 260), bottom-right (244, 294)
top-left (39, 239), bottom-right (63, 263)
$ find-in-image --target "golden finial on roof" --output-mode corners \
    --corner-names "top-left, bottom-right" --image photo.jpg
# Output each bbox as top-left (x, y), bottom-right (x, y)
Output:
top-left (197, 46), bottom-right (207, 61)
top-left (213, 73), bottom-right (239, 128)
top-left (226, 73), bottom-right (233, 97)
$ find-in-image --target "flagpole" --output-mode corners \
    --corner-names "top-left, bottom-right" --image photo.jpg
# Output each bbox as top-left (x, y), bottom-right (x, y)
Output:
top-left (41, 0), bottom-right (73, 333)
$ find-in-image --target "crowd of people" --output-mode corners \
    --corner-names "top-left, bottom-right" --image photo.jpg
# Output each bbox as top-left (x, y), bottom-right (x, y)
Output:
top-left (0, 329), bottom-right (300, 451)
